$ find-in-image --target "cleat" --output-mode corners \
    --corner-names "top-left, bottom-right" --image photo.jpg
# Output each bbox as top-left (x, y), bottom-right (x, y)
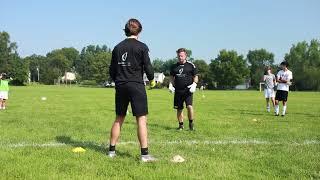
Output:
top-left (189, 123), bottom-right (194, 131)
top-left (141, 154), bottom-right (157, 162)
top-left (177, 125), bottom-right (184, 130)
top-left (108, 151), bottom-right (116, 158)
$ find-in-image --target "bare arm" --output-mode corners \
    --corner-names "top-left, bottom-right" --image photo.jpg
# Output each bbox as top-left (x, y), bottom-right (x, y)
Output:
top-left (277, 77), bottom-right (288, 83)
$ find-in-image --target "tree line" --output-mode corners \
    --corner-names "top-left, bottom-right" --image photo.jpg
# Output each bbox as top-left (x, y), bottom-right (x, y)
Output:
top-left (0, 31), bottom-right (319, 90)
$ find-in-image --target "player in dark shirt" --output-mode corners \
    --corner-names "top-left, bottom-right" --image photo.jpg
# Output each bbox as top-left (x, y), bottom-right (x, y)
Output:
top-left (107, 19), bottom-right (156, 162)
top-left (169, 48), bottom-right (198, 130)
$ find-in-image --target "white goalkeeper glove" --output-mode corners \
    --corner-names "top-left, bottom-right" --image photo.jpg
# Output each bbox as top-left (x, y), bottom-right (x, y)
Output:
top-left (188, 82), bottom-right (197, 93)
top-left (169, 83), bottom-right (175, 93)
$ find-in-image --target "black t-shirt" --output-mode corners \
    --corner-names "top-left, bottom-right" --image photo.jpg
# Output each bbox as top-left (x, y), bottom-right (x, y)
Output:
top-left (170, 61), bottom-right (197, 93)
top-left (109, 38), bottom-right (154, 85)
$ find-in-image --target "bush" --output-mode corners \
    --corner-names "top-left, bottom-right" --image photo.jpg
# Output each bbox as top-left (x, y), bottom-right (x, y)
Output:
top-left (80, 80), bottom-right (97, 86)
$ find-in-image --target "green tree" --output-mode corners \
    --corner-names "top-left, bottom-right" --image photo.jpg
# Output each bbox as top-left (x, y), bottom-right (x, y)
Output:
top-left (0, 31), bottom-right (28, 85)
top-left (24, 54), bottom-right (47, 82)
top-left (193, 59), bottom-right (209, 86)
top-left (162, 58), bottom-right (178, 76)
top-left (285, 39), bottom-right (320, 90)
top-left (209, 50), bottom-right (249, 89)
top-left (91, 51), bottom-right (112, 83)
top-left (75, 45), bottom-right (112, 83)
top-left (152, 58), bottom-right (165, 73)
top-left (247, 49), bottom-right (274, 88)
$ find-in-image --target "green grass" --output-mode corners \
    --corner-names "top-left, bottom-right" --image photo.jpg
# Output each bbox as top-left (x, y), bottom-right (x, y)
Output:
top-left (0, 86), bottom-right (319, 179)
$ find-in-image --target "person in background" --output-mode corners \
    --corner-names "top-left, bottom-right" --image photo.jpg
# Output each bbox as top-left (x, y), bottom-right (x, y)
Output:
top-left (262, 66), bottom-right (276, 112)
top-left (0, 73), bottom-right (13, 110)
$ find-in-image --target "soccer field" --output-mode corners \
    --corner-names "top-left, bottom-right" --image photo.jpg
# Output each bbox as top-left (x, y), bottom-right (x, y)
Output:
top-left (0, 86), bottom-right (319, 179)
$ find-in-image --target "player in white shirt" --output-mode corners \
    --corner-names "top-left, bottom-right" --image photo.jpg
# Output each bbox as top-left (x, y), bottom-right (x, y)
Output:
top-left (262, 67), bottom-right (276, 112)
top-left (275, 61), bottom-right (293, 116)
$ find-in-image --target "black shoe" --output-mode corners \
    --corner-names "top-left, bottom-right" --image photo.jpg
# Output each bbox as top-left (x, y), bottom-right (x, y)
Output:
top-left (275, 113), bottom-right (279, 116)
top-left (189, 123), bottom-right (194, 131)
top-left (177, 125), bottom-right (184, 130)
top-left (281, 114), bottom-right (285, 117)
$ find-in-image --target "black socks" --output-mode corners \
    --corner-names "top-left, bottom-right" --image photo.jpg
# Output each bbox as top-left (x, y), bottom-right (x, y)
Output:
top-left (110, 145), bottom-right (149, 156)
top-left (141, 147), bottom-right (149, 155)
top-left (109, 145), bottom-right (115, 151)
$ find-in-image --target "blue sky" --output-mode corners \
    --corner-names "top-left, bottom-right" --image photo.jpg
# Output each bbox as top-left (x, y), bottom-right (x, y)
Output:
top-left (1, 0), bottom-right (319, 63)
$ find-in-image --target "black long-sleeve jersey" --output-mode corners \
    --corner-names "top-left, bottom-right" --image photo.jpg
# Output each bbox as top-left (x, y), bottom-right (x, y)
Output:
top-left (109, 38), bottom-right (154, 85)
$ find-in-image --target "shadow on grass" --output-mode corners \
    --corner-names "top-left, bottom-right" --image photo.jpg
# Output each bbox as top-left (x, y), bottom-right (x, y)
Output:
top-left (55, 136), bottom-right (132, 157)
top-left (123, 119), bottom-right (174, 131)
top-left (148, 122), bottom-right (173, 131)
top-left (226, 108), bottom-right (265, 116)
top-left (288, 112), bottom-right (319, 118)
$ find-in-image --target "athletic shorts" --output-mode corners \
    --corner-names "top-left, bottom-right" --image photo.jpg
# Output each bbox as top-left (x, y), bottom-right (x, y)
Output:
top-left (0, 91), bottom-right (8, 100)
top-left (264, 88), bottom-right (275, 98)
top-left (275, 90), bottom-right (288, 101)
top-left (174, 91), bottom-right (193, 110)
top-left (115, 82), bottom-right (148, 116)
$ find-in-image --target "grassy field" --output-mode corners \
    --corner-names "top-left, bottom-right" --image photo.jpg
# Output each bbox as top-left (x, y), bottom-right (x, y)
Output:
top-left (0, 85), bottom-right (319, 179)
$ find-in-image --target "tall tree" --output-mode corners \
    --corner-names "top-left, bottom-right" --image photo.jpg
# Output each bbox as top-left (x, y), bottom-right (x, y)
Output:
top-left (152, 58), bottom-right (165, 73)
top-left (193, 59), bottom-right (209, 86)
top-left (285, 39), bottom-right (320, 90)
top-left (0, 31), bottom-right (28, 85)
top-left (75, 45), bottom-right (112, 83)
top-left (247, 49), bottom-right (274, 88)
top-left (209, 50), bottom-right (249, 89)
top-left (162, 58), bottom-right (178, 76)
top-left (24, 54), bottom-right (46, 82)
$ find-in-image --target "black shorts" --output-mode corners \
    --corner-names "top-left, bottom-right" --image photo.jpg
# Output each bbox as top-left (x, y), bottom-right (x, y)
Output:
top-left (174, 91), bottom-right (193, 110)
top-left (115, 82), bottom-right (148, 116)
top-left (275, 90), bottom-right (288, 101)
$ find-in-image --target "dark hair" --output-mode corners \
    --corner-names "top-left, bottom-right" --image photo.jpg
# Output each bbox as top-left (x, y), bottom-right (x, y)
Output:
top-left (124, 18), bottom-right (142, 37)
top-left (264, 66), bottom-right (272, 75)
top-left (280, 61), bottom-right (289, 67)
top-left (1, 73), bottom-right (7, 79)
top-left (176, 48), bottom-right (187, 54)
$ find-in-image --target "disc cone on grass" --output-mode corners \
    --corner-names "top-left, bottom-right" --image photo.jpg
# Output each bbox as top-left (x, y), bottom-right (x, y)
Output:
top-left (72, 147), bottom-right (86, 153)
top-left (171, 155), bottom-right (185, 163)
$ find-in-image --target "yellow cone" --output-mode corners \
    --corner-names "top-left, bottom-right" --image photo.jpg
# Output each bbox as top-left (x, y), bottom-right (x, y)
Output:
top-left (72, 147), bottom-right (86, 153)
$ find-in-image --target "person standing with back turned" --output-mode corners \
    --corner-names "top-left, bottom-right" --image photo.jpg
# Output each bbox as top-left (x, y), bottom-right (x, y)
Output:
top-left (107, 18), bottom-right (157, 162)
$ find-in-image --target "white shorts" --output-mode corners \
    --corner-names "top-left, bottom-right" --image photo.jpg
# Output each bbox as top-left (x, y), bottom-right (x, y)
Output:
top-left (264, 89), bottom-right (275, 98)
top-left (0, 91), bottom-right (9, 100)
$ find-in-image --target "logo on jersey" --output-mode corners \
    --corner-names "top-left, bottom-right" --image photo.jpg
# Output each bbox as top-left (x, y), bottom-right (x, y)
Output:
top-left (118, 52), bottom-right (131, 66)
top-left (176, 68), bottom-right (186, 78)
top-left (121, 52), bottom-right (128, 62)
top-left (179, 68), bottom-right (184, 75)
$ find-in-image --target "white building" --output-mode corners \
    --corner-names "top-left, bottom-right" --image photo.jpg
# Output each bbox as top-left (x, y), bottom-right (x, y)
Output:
top-left (61, 72), bottom-right (76, 83)
top-left (235, 79), bottom-right (251, 90)
top-left (143, 73), bottom-right (165, 83)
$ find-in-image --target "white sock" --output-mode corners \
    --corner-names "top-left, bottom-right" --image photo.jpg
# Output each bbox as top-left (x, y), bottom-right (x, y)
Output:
top-left (282, 106), bottom-right (287, 115)
top-left (275, 105), bottom-right (279, 114)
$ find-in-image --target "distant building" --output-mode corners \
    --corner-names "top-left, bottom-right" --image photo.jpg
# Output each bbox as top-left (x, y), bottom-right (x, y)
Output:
top-left (235, 79), bottom-right (251, 90)
top-left (143, 73), bottom-right (165, 84)
top-left (61, 72), bottom-right (76, 83)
